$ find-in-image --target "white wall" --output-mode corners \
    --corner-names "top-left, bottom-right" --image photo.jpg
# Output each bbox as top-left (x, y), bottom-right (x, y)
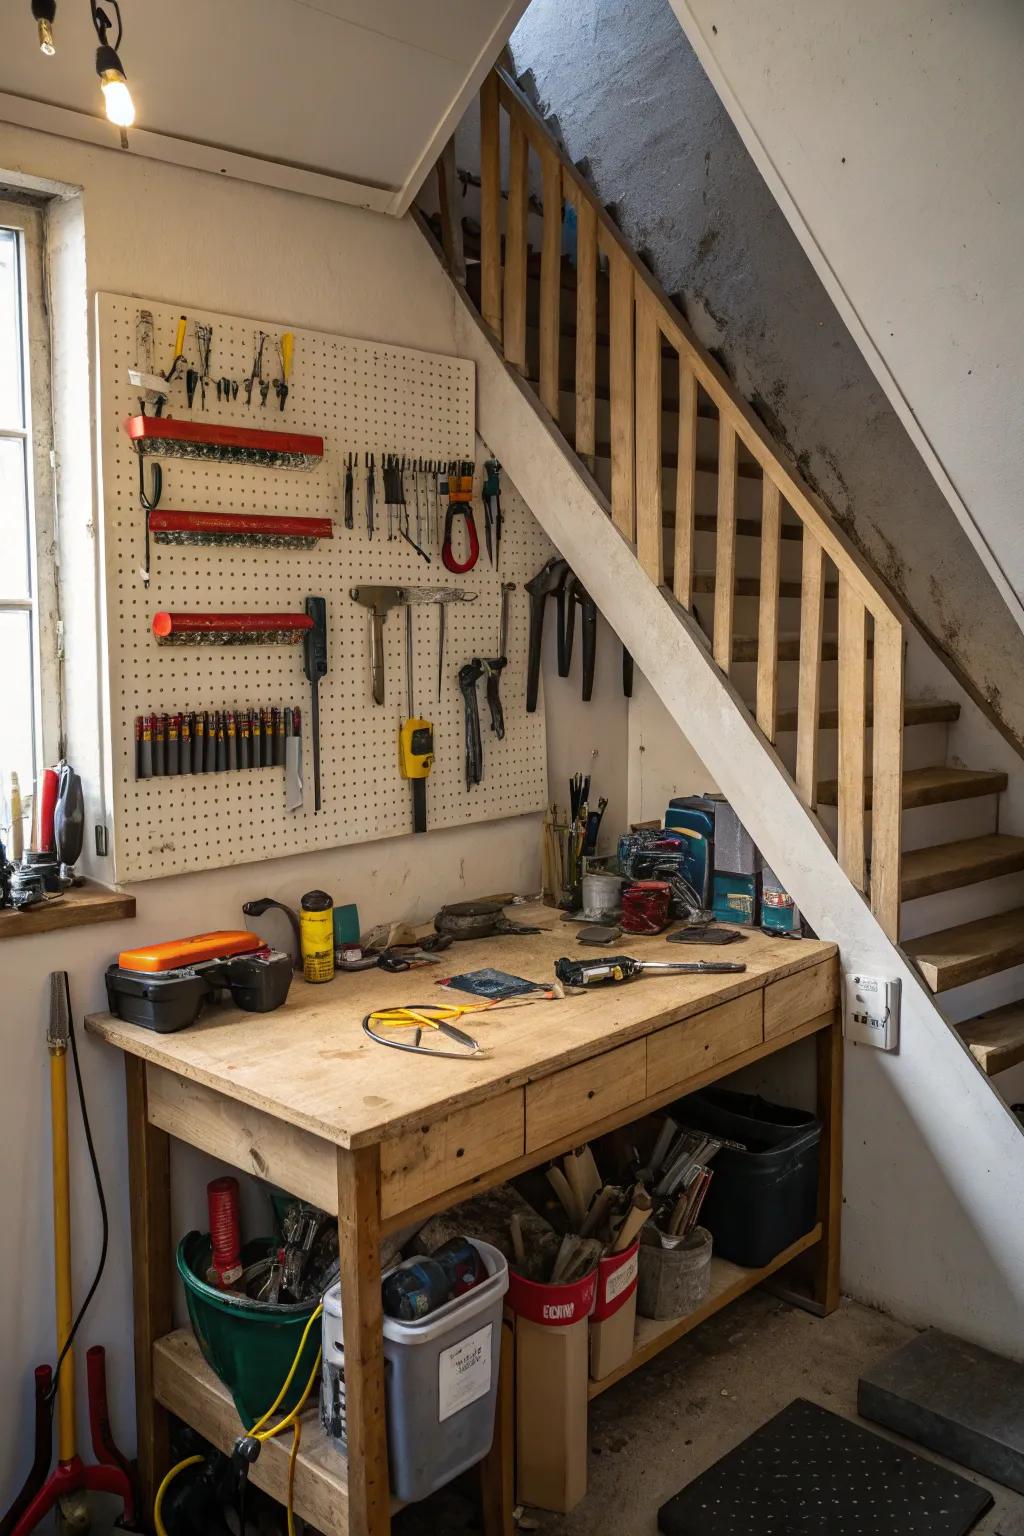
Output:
top-left (458, 294), bottom-right (1024, 1364)
top-left (0, 122), bottom-right (615, 1499)
top-left (668, 0), bottom-right (1024, 632)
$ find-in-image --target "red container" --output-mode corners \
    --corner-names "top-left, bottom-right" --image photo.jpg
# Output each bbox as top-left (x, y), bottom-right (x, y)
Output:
top-left (590, 1239), bottom-right (641, 1381)
top-left (506, 1265), bottom-right (598, 1326)
top-left (621, 880), bottom-right (672, 934)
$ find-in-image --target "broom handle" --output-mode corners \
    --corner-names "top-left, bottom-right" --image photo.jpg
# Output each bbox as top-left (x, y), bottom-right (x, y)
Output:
top-left (49, 1045), bottom-right (76, 1461)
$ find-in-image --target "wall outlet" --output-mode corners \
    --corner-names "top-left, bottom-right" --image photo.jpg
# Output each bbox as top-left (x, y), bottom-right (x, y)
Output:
top-left (843, 971), bottom-right (901, 1051)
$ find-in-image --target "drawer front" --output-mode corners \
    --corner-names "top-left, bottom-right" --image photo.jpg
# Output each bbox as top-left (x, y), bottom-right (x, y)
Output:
top-left (764, 959), bottom-right (839, 1041)
top-left (525, 1040), bottom-right (647, 1153)
top-left (380, 1088), bottom-right (524, 1219)
top-left (647, 991), bottom-right (763, 1097)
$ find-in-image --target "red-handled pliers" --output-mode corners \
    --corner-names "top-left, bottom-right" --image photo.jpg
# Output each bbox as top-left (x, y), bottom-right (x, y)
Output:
top-left (442, 463), bottom-right (480, 573)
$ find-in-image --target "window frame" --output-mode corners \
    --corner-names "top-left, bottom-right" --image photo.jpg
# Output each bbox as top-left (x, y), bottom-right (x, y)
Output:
top-left (0, 195), bottom-right (61, 793)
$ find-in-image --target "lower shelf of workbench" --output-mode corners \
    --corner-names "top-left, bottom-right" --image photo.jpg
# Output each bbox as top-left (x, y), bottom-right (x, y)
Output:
top-left (154, 1331), bottom-right (379, 1536)
top-left (587, 1223), bottom-right (823, 1399)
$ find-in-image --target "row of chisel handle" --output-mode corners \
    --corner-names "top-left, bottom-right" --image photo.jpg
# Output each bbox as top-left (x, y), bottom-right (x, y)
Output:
top-left (134, 707), bottom-right (300, 778)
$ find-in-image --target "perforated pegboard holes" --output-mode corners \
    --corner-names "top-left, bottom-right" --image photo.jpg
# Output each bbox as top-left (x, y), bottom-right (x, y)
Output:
top-left (98, 294), bottom-right (550, 880)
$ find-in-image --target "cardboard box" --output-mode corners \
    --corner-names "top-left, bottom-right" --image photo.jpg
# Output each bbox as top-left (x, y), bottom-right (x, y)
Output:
top-left (589, 1240), bottom-right (640, 1382)
top-left (509, 1265), bottom-right (596, 1512)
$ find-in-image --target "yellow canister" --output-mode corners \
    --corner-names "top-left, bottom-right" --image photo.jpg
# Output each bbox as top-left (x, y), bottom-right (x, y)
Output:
top-left (300, 889), bottom-right (335, 983)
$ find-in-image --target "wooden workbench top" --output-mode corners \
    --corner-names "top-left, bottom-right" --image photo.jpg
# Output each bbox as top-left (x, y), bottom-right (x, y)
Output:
top-left (86, 905), bottom-right (836, 1149)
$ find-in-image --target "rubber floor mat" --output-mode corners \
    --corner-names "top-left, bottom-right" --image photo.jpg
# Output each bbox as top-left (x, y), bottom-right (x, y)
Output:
top-left (658, 1398), bottom-right (993, 1535)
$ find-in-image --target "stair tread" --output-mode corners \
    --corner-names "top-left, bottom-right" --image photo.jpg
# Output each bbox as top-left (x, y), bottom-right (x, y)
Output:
top-left (817, 765), bottom-right (1008, 810)
top-left (956, 1001), bottom-right (1024, 1075)
top-left (691, 571), bottom-right (838, 599)
top-left (904, 906), bottom-right (1024, 992)
top-left (688, 512), bottom-right (804, 542)
top-left (901, 834), bottom-right (1024, 901)
top-left (731, 633), bottom-right (866, 663)
top-left (756, 699), bottom-right (960, 734)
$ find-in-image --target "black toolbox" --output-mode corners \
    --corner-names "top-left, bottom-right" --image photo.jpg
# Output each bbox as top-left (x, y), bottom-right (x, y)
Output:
top-left (672, 1086), bottom-right (821, 1268)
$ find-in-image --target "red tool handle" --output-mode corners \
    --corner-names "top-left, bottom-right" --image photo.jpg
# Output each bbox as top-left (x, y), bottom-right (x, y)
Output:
top-left (123, 414), bottom-right (324, 458)
top-left (38, 767), bottom-right (59, 852)
top-left (442, 505), bottom-right (480, 574)
top-left (152, 611), bottom-right (314, 638)
top-left (149, 510), bottom-right (334, 540)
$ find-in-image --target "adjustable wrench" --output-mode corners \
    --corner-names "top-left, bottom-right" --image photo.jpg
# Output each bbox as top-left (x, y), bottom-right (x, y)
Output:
top-left (524, 556), bottom-right (570, 713)
top-left (459, 659), bottom-right (484, 787)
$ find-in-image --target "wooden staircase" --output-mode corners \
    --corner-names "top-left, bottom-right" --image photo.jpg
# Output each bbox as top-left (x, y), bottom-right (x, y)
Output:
top-left (428, 66), bottom-right (1024, 1088)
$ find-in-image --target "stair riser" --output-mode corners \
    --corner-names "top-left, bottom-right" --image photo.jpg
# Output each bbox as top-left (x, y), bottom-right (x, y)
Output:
top-left (772, 722), bottom-right (949, 780)
top-left (944, 966), bottom-right (1024, 1032)
top-left (817, 796), bottom-right (1001, 852)
top-left (899, 872), bottom-right (1024, 942)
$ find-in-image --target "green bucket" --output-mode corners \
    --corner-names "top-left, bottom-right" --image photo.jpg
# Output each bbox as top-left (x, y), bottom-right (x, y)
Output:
top-left (176, 1231), bottom-right (321, 1427)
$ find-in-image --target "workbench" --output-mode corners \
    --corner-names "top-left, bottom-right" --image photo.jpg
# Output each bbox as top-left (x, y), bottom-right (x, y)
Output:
top-left (86, 906), bottom-right (842, 1536)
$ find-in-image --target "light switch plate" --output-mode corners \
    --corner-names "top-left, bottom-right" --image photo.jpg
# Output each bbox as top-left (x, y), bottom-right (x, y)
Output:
top-left (843, 971), bottom-right (901, 1051)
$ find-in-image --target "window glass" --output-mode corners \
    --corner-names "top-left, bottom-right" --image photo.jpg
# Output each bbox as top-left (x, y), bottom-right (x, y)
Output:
top-left (0, 436), bottom-right (30, 600)
top-left (0, 610), bottom-right (35, 802)
top-left (0, 229), bottom-right (23, 428)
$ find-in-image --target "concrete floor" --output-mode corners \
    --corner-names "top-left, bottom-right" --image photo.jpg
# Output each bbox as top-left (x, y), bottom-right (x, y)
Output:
top-left (52, 1292), bottom-right (1024, 1532)
top-left (400, 1291), bottom-right (1024, 1535)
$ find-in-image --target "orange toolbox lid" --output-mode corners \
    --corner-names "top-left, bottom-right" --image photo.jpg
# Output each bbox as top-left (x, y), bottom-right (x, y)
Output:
top-left (118, 930), bottom-right (263, 974)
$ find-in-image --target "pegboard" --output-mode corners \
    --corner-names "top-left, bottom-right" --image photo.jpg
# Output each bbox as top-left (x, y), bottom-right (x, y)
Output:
top-left (96, 294), bottom-right (551, 881)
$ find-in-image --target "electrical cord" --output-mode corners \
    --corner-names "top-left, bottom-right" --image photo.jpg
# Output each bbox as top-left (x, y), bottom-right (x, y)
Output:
top-left (46, 973), bottom-right (109, 1416)
top-left (153, 1303), bottom-right (323, 1536)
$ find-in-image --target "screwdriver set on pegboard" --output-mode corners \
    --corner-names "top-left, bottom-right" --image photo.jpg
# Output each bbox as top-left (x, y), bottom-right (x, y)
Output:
top-left (96, 293), bottom-right (551, 882)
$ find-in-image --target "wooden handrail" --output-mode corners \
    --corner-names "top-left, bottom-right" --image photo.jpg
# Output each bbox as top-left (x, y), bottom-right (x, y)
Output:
top-left (463, 64), bottom-right (905, 942)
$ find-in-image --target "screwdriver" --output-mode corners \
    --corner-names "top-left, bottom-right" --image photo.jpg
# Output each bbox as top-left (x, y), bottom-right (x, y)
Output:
top-left (303, 596), bottom-right (328, 811)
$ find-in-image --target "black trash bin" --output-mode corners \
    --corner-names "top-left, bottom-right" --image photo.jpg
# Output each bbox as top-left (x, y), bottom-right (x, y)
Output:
top-left (671, 1086), bottom-right (821, 1268)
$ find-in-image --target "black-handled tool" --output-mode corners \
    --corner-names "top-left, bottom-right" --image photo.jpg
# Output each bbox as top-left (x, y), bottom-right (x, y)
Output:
top-left (555, 954), bottom-right (747, 988)
top-left (524, 556), bottom-right (569, 713)
top-left (344, 452), bottom-right (354, 530)
top-left (623, 646), bottom-right (634, 698)
top-left (562, 574), bottom-right (598, 701)
top-left (303, 596), bottom-right (328, 811)
top-left (481, 657), bottom-right (507, 739)
top-left (459, 659), bottom-right (484, 788)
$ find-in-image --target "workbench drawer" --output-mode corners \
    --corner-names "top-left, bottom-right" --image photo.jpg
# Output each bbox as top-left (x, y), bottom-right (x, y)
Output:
top-left (524, 1040), bottom-right (647, 1152)
top-left (764, 959), bottom-right (839, 1041)
top-left (380, 1088), bottom-right (524, 1219)
top-left (646, 991), bottom-right (763, 1097)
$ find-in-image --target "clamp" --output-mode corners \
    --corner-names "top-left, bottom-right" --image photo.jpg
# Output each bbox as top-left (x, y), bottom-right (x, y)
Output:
top-left (442, 463), bottom-right (480, 573)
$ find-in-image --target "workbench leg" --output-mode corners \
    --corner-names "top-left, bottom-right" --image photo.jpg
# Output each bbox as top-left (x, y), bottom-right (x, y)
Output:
top-left (812, 1012), bottom-right (843, 1314)
top-left (125, 1057), bottom-right (173, 1519)
top-left (480, 1314), bottom-right (515, 1536)
top-left (337, 1146), bottom-right (391, 1536)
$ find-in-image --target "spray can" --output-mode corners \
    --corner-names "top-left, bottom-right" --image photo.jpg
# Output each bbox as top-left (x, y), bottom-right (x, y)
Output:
top-left (300, 889), bottom-right (335, 983)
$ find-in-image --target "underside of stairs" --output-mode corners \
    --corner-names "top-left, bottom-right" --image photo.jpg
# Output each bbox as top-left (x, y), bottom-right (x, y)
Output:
top-left (423, 65), bottom-right (1024, 1102)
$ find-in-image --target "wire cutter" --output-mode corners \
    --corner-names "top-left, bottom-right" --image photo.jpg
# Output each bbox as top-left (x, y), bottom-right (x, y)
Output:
top-left (362, 1003), bottom-right (488, 1058)
top-left (482, 459), bottom-right (503, 567)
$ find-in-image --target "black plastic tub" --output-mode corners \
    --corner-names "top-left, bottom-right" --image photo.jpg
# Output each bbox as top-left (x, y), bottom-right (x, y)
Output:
top-left (671, 1087), bottom-right (821, 1268)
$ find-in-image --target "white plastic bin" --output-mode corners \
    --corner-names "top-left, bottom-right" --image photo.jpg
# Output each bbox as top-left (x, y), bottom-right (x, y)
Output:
top-left (320, 1238), bottom-right (509, 1503)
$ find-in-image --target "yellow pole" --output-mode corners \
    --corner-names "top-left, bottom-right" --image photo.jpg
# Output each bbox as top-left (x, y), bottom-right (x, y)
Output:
top-left (49, 1045), bottom-right (76, 1462)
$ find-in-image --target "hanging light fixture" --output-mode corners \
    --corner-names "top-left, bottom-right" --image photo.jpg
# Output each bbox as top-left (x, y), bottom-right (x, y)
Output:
top-left (89, 0), bottom-right (135, 143)
top-left (30, 0), bottom-right (57, 55)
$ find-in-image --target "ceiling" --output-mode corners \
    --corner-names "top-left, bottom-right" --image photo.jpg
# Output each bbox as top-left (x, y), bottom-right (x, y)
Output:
top-left (0, 0), bottom-right (528, 213)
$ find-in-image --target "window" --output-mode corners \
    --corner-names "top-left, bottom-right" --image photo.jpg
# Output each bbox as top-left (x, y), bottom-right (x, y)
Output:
top-left (0, 197), bottom-right (58, 847)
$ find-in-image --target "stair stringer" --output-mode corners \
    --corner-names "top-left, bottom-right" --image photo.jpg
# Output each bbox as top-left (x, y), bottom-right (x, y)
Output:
top-left (449, 279), bottom-right (1024, 1358)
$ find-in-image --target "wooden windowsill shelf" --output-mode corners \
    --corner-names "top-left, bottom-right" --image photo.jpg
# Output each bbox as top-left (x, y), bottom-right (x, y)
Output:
top-left (0, 880), bottom-right (135, 940)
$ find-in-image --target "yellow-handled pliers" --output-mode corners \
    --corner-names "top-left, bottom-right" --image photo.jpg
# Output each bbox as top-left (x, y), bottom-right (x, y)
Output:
top-left (362, 1003), bottom-right (489, 1059)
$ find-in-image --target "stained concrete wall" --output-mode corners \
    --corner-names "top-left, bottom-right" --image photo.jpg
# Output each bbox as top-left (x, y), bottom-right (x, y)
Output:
top-left (666, 0), bottom-right (1024, 634)
top-left (509, 0), bottom-right (1024, 757)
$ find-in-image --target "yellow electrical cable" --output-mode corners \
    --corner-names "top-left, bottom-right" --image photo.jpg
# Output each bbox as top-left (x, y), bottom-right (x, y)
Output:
top-left (153, 1302), bottom-right (324, 1535)
top-left (154, 1455), bottom-right (203, 1536)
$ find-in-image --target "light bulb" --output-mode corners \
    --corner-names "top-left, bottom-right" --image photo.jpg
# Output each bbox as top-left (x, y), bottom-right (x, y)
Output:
top-left (37, 17), bottom-right (56, 53)
top-left (100, 69), bottom-right (135, 128)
